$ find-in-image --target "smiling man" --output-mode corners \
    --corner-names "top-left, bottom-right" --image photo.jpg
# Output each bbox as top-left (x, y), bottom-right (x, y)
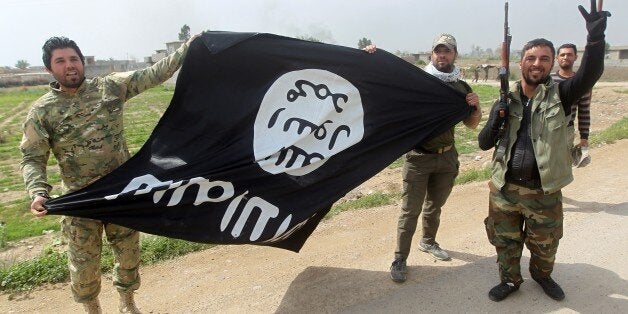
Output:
top-left (478, 0), bottom-right (609, 303)
top-left (20, 35), bottom-right (196, 313)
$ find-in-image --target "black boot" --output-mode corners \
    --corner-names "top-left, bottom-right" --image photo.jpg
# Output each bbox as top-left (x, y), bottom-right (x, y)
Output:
top-left (533, 276), bottom-right (565, 301)
top-left (488, 282), bottom-right (519, 302)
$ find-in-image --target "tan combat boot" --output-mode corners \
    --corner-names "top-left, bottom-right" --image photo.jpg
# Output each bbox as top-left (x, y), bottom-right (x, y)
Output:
top-left (82, 298), bottom-right (102, 314)
top-left (118, 290), bottom-right (141, 314)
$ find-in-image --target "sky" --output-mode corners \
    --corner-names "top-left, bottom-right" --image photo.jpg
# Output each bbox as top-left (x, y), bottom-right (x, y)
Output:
top-left (2, 0), bottom-right (627, 68)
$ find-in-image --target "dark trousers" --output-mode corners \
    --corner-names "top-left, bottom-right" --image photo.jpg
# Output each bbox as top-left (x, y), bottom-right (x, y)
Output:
top-left (395, 148), bottom-right (459, 260)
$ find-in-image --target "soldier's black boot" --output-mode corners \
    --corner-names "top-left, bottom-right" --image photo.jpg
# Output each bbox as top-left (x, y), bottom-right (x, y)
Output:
top-left (532, 276), bottom-right (565, 301)
top-left (488, 282), bottom-right (519, 302)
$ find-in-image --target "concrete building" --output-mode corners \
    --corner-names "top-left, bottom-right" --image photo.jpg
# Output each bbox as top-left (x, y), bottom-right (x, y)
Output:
top-left (607, 45), bottom-right (628, 61)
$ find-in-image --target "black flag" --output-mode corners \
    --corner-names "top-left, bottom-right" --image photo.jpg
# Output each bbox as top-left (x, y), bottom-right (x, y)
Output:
top-left (45, 32), bottom-right (471, 252)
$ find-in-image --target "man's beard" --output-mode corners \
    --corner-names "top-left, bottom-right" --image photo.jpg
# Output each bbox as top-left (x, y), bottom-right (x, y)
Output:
top-left (559, 62), bottom-right (573, 71)
top-left (54, 73), bottom-right (85, 89)
top-left (434, 63), bottom-right (453, 73)
top-left (522, 72), bottom-right (550, 86)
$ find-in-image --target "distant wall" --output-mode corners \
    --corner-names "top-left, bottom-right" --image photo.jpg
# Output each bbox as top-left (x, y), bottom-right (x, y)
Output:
top-left (0, 73), bottom-right (51, 87)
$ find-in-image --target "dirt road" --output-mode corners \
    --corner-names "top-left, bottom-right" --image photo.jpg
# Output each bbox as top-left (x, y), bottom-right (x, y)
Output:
top-left (3, 138), bottom-right (626, 313)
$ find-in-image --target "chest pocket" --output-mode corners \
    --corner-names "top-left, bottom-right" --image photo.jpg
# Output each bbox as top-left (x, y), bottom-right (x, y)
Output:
top-left (543, 101), bottom-right (565, 130)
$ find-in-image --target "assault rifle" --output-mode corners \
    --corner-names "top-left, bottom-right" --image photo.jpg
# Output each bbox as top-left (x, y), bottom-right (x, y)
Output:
top-left (494, 1), bottom-right (512, 162)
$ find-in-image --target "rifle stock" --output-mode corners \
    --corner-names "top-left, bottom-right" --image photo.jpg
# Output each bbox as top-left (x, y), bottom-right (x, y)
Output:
top-left (494, 1), bottom-right (511, 162)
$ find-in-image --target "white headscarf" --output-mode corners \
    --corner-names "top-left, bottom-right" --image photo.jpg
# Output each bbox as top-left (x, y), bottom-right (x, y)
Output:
top-left (424, 62), bottom-right (461, 82)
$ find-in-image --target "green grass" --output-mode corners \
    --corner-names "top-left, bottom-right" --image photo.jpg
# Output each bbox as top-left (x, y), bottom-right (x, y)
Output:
top-left (455, 167), bottom-right (492, 185)
top-left (0, 248), bottom-right (67, 291)
top-left (0, 224), bottom-right (7, 249)
top-left (327, 191), bottom-right (398, 218)
top-left (0, 86), bottom-right (47, 107)
top-left (456, 84), bottom-right (500, 154)
top-left (612, 89), bottom-right (628, 94)
top-left (387, 157), bottom-right (404, 169)
top-left (589, 116), bottom-right (628, 145)
top-left (0, 235), bottom-right (210, 292)
top-left (0, 200), bottom-right (60, 242)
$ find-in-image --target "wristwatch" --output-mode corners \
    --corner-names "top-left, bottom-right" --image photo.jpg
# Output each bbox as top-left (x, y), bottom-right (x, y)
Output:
top-left (31, 191), bottom-right (50, 200)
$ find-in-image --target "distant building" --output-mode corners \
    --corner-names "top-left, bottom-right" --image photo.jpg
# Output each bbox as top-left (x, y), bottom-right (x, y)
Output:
top-left (147, 49), bottom-right (167, 65)
top-left (607, 45), bottom-right (628, 61)
top-left (146, 41), bottom-right (185, 65)
top-left (412, 52), bottom-right (431, 64)
top-left (166, 41), bottom-right (184, 54)
top-left (85, 58), bottom-right (146, 77)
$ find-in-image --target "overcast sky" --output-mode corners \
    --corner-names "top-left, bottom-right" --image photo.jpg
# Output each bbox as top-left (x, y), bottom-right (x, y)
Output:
top-left (3, 0), bottom-right (627, 68)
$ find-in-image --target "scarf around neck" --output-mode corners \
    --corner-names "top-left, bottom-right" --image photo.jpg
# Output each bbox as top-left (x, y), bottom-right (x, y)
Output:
top-left (424, 62), bottom-right (461, 82)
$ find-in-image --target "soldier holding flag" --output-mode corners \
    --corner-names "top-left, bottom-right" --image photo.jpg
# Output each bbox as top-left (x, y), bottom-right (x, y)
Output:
top-left (21, 34), bottom-right (198, 313)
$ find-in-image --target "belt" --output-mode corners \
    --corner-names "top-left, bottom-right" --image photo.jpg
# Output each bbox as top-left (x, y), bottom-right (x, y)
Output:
top-left (415, 145), bottom-right (453, 154)
top-left (503, 182), bottom-right (545, 196)
top-left (505, 177), bottom-right (541, 190)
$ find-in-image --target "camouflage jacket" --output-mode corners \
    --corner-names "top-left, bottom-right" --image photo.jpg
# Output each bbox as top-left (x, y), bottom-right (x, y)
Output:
top-left (20, 42), bottom-right (189, 198)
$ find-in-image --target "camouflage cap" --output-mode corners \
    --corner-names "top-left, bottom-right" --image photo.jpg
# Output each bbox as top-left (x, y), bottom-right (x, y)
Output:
top-left (432, 33), bottom-right (457, 51)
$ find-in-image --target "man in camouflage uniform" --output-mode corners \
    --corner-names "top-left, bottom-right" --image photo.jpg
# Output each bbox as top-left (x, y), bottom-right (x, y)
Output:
top-left (21, 35), bottom-right (196, 313)
top-left (389, 34), bottom-right (481, 283)
top-left (477, 0), bottom-right (609, 302)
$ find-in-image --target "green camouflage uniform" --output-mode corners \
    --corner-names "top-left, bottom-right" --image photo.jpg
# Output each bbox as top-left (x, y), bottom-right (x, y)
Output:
top-left (20, 42), bottom-right (189, 302)
top-left (484, 80), bottom-right (570, 286)
top-left (395, 80), bottom-right (470, 260)
top-left (485, 182), bottom-right (563, 285)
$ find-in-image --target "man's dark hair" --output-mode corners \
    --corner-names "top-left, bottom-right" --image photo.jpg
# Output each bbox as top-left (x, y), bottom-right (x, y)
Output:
top-left (558, 43), bottom-right (578, 56)
top-left (520, 38), bottom-right (556, 60)
top-left (42, 36), bottom-right (85, 70)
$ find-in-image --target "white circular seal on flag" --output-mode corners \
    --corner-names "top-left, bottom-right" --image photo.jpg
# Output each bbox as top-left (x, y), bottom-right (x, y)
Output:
top-left (254, 69), bottom-right (364, 176)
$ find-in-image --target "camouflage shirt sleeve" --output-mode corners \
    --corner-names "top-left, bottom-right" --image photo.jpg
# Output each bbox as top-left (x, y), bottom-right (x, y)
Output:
top-left (20, 104), bottom-right (53, 197)
top-left (109, 42), bottom-right (190, 100)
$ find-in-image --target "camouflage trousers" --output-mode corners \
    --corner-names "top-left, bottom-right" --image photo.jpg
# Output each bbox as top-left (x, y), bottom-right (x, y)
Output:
top-left (61, 216), bottom-right (140, 303)
top-left (395, 148), bottom-right (459, 260)
top-left (484, 182), bottom-right (563, 286)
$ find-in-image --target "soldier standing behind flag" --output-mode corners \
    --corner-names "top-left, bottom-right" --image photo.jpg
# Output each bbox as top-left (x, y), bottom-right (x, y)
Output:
top-left (366, 33), bottom-right (482, 283)
top-left (478, 0), bottom-right (609, 302)
top-left (20, 34), bottom-right (198, 313)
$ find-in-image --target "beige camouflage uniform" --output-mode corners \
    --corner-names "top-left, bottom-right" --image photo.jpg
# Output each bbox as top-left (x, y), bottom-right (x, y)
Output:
top-left (20, 42), bottom-right (189, 302)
